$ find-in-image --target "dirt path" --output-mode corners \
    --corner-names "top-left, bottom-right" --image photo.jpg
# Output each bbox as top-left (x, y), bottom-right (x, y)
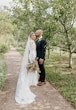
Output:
top-left (0, 47), bottom-right (75, 110)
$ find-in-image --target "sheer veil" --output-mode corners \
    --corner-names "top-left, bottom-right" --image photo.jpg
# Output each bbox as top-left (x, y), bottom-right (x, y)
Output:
top-left (15, 37), bottom-right (36, 104)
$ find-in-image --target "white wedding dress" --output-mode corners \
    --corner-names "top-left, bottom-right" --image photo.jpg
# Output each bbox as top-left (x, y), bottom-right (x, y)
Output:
top-left (15, 37), bottom-right (38, 104)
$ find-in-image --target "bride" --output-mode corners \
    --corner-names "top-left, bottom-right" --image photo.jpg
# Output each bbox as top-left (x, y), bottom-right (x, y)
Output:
top-left (15, 32), bottom-right (39, 104)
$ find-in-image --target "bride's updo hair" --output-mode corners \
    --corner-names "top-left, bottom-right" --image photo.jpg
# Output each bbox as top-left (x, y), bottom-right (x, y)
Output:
top-left (30, 32), bottom-right (35, 38)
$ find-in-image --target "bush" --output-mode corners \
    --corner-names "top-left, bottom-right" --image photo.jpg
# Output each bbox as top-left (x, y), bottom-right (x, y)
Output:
top-left (0, 60), bottom-right (7, 89)
top-left (0, 44), bottom-right (8, 53)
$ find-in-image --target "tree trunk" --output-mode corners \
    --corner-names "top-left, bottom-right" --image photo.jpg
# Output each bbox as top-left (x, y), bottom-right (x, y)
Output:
top-left (63, 24), bottom-right (72, 68)
top-left (69, 52), bottom-right (72, 68)
top-left (48, 48), bottom-right (50, 59)
top-left (60, 48), bottom-right (62, 56)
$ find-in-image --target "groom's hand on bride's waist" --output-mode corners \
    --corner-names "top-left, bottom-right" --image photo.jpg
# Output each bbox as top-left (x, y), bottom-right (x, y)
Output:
top-left (39, 58), bottom-right (44, 64)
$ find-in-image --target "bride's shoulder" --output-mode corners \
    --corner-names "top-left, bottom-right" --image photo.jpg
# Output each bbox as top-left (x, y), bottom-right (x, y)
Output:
top-left (30, 39), bottom-right (35, 46)
top-left (30, 39), bottom-right (35, 43)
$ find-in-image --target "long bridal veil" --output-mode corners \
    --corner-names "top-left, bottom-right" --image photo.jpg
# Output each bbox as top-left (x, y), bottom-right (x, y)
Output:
top-left (15, 37), bottom-right (36, 104)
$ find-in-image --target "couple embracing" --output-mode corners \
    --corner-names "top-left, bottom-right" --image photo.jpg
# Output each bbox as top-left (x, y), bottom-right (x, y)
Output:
top-left (15, 30), bottom-right (46, 104)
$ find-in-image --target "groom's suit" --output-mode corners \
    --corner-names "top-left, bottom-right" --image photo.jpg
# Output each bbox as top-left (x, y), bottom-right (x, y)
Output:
top-left (36, 37), bottom-right (46, 82)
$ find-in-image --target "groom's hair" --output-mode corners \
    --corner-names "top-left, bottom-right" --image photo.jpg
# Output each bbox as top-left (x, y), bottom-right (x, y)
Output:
top-left (35, 29), bottom-right (43, 36)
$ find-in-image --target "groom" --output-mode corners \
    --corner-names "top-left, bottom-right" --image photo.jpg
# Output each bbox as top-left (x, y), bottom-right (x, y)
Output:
top-left (35, 29), bottom-right (46, 86)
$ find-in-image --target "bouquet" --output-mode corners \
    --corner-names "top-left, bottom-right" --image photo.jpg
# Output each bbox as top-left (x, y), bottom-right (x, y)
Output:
top-left (26, 61), bottom-right (40, 73)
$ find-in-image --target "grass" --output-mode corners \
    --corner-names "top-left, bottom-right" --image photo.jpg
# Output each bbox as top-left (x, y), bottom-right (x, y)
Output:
top-left (17, 47), bottom-right (76, 109)
top-left (45, 50), bottom-right (76, 109)
top-left (0, 54), bottom-right (3, 60)
top-left (16, 47), bottom-right (24, 56)
top-left (0, 54), bottom-right (7, 89)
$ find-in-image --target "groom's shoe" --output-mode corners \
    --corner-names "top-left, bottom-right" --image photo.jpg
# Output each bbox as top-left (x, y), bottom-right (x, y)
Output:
top-left (37, 81), bottom-right (42, 86)
top-left (38, 82), bottom-right (46, 86)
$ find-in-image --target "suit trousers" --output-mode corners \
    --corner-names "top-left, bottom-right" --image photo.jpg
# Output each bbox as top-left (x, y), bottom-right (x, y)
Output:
top-left (38, 60), bottom-right (45, 82)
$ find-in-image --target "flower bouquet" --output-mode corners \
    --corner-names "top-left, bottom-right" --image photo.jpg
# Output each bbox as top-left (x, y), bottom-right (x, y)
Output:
top-left (26, 61), bottom-right (40, 73)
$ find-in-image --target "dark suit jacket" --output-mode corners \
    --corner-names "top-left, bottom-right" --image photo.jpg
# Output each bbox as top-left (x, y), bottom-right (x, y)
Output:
top-left (36, 37), bottom-right (46, 60)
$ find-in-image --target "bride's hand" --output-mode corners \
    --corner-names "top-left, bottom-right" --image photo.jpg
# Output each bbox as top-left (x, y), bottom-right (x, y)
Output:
top-left (33, 60), bottom-right (37, 63)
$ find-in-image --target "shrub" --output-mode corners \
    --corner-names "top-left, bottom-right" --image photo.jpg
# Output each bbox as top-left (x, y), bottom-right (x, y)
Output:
top-left (0, 60), bottom-right (7, 89)
top-left (0, 44), bottom-right (8, 53)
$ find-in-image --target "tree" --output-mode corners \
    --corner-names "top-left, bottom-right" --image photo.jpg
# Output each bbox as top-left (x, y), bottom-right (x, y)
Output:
top-left (0, 11), bottom-right (17, 36)
top-left (0, 10), bottom-right (17, 49)
top-left (50, 0), bottom-right (76, 68)
top-left (11, 0), bottom-right (36, 44)
top-left (11, 0), bottom-right (56, 50)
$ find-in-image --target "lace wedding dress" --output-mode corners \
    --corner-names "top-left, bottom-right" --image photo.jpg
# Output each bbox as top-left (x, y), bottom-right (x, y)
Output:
top-left (15, 37), bottom-right (38, 104)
